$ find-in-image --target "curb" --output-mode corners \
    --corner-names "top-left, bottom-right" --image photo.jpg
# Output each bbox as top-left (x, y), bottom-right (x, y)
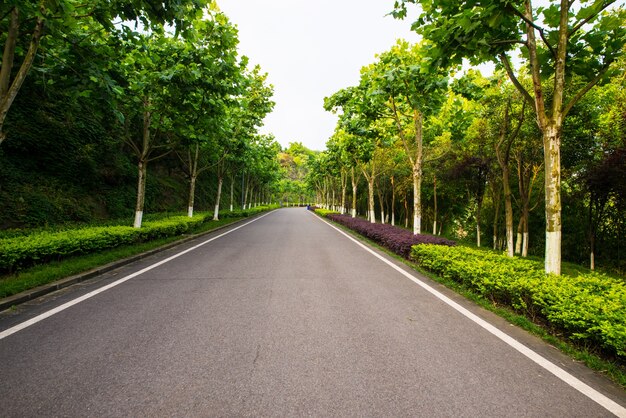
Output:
top-left (0, 214), bottom-right (262, 312)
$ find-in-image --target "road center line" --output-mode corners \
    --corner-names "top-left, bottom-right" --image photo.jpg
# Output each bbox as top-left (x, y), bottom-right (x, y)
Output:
top-left (0, 211), bottom-right (275, 342)
top-left (311, 212), bottom-right (626, 417)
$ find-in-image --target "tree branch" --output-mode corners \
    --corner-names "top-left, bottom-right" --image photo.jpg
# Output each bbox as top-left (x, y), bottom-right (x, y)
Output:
top-left (569, 0), bottom-right (615, 37)
top-left (499, 53), bottom-right (535, 106)
top-left (505, 3), bottom-right (556, 58)
top-left (562, 60), bottom-right (613, 117)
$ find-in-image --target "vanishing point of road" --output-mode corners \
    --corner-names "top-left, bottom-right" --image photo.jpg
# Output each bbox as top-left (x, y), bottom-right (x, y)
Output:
top-left (1, 208), bottom-right (625, 417)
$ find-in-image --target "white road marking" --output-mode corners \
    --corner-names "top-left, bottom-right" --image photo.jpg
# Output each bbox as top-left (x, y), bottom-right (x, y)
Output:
top-left (0, 212), bottom-right (275, 341)
top-left (312, 213), bottom-right (626, 417)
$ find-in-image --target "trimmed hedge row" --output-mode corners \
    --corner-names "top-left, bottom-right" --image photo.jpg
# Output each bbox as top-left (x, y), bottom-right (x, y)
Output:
top-left (411, 244), bottom-right (626, 358)
top-left (321, 212), bottom-right (455, 258)
top-left (0, 206), bottom-right (275, 273)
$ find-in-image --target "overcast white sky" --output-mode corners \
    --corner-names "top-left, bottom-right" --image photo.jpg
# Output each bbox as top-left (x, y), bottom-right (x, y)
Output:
top-left (217, 0), bottom-right (420, 151)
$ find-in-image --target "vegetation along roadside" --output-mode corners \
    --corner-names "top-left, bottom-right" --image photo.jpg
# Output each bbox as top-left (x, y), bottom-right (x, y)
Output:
top-left (0, 206), bottom-right (276, 302)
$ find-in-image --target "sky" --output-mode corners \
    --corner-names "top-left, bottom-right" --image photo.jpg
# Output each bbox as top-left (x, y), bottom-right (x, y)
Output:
top-left (217, 0), bottom-right (420, 152)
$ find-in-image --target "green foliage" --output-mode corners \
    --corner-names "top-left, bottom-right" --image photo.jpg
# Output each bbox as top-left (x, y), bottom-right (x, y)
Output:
top-left (313, 208), bottom-right (339, 217)
top-left (411, 244), bottom-right (626, 357)
top-left (0, 206), bottom-right (276, 273)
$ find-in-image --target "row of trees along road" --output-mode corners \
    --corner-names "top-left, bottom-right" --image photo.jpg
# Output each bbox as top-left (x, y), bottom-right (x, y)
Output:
top-left (317, 0), bottom-right (625, 275)
top-left (0, 1), bottom-right (280, 228)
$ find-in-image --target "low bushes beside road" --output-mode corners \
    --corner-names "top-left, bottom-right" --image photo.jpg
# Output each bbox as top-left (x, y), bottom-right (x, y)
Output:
top-left (0, 206), bottom-right (276, 274)
top-left (411, 244), bottom-right (626, 358)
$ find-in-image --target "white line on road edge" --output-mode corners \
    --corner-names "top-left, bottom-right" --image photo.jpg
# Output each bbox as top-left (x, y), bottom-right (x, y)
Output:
top-left (0, 211), bottom-right (275, 342)
top-left (312, 213), bottom-right (626, 418)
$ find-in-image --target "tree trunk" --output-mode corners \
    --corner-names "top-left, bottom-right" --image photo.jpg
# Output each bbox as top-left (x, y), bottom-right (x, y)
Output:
top-left (133, 106), bottom-right (152, 228)
top-left (377, 185), bottom-right (385, 225)
top-left (187, 175), bottom-right (197, 218)
top-left (413, 166), bottom-right (421, 234)
top-left (476, 199), bottom-right (482, 247)
top-left (515, 217), bottom-right (523, 255)
top-left (134, 160), bottom-right (147, 228)
top-left (213, 175), bottom-right (223, 220)
top-left (433, 175), bottom-right (438, 234)
top-left (503, 167), bottom-right (514, 257)
top-left (492, 184), bottom-right (501, 250)
top-left (0, 11), bottom-right (44, 145)
top-left (351, 166), bottom-right (357, 218)
top-left (544, 124), bottom-right (562, 274)
top-left (365, 173), bottom-right (376, 224)
top-left (391, 176), bottom-right (396, 226)
top-left (341, 169), bottom-right (347, 214)
top-left (404, 196), bottom-right (409, 228)
top-left (230, 175), bottom-right (234, 211)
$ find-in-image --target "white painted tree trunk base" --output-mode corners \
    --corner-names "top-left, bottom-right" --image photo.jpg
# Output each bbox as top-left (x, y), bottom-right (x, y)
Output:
top-left (515, 233), bottom-right (522, 254)
top-left (522, 232), bottom-right (529, 257)
top-left (545, 231), bottom-right (561, 275)
top-left (188, 206), bottom-right (194, 218)
top-left (133, 211), bottom-right (143, 228)
top-left (413, 215), bottom-right (421, 235)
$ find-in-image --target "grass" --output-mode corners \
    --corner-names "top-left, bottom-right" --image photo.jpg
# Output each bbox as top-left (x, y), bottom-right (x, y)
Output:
top-left (316, 212), bottom-right (626, 390)
top-left (0, 217), bottom-right (243, 299)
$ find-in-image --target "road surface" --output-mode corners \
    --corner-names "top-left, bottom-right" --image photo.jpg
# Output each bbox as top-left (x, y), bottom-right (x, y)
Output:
top-left (1, 208), bottom-right (624, 417)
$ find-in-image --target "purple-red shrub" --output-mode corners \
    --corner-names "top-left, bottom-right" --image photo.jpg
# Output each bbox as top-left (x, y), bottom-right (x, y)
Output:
top-left (326, 214), bottom-right (455, 258)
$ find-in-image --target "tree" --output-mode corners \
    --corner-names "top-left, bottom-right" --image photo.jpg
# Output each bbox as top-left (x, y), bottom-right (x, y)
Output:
top-left (325, 84), bottom-right (379, 220)
top-left (0, 0), bottom-right (209, 145)
top-left (394, 0), bottom-right (626, 273)
top-left (363, 40), bottom-right (449, 233)
top-left (211, 65), bottom-right (274, 220)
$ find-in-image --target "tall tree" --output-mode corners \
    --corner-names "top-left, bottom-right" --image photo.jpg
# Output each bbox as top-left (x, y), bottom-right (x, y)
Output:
top-left (366, 40), bottom-right (449, 234)
top-left (394, 0), bottom-right (626, 273)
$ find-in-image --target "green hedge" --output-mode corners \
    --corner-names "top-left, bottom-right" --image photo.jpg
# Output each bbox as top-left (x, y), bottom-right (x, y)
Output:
top-left (0, 206), bottom-right (276, 273)
top-left (410, 244), bottom-right (626, 358)
top-left (313, 208), bottom-right (339, 217)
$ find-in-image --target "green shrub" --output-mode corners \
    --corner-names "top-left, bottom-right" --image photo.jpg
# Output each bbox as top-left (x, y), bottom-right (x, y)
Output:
top-left (0, 206), bottom-right (277, 274)
top-left (313, 208), bottom-right (339, 217)
top-left (410, 245), bottom-right (626, 358)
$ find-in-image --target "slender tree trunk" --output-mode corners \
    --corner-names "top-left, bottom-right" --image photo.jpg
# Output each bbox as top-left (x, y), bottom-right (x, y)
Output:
top-left (377, 185), bottom-right (385, 224)
top-left (0, 11), bottom-right (44, 145)
top-left (391, 176), bottom-right (396, 226)
top-left (492, 184), bottom-right (501, 250)
top-left (368, 177), bottom-right (375, 223)
top-left (341, 169), bottom-right (347, 214)
top-left (187, 175), bottom-right (197, 218)
top-left (589, 193), bottom-right (595, 270)
top-left (351, 166), bottom-right (357, 218)
top-left (404, 196), bottom-right (409, 228)
top-left (134, 159), bottom-right (147, 228)
top-left (502, 169), bottom-right (514, 256)
top-left (522, 212), bottom-right (530, 257)
top-left (243, 176), bottom-right (250, 209)
top-left (476, 199), bottom-right (482, 247)
top-left (515, 217), bottom-right (523, 254)
top-left (230, 175), bottom-right (234, 211)
top-left (213, 175), bottom-right (223, 220)
top-left (133, 106), bottom-right (152, 228)
top-left (433, 175), bottom-right (437, 234)
top-left (413, 166), bottom-right (421, 234)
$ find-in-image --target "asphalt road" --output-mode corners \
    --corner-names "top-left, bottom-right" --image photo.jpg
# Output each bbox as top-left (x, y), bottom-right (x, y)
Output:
top-left (1, 208), bottom-right (624, 417)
